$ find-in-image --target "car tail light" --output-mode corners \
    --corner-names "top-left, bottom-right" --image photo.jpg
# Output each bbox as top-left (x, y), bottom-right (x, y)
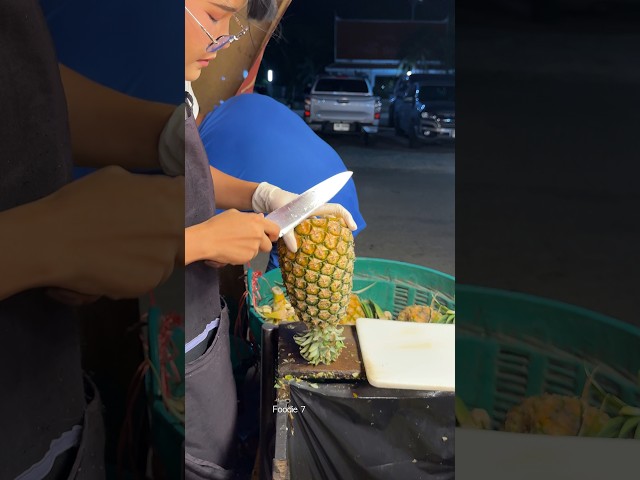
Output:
top-left (374, 112), bottom-right (380, 119)
top-left (304, 97), bottom-right (311, 118)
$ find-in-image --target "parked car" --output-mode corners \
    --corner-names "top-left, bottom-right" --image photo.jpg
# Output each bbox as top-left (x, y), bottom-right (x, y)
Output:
top-left (304, 75), bottom-right (381, 145)
top-left (392, 74), bottom-right (455, 147)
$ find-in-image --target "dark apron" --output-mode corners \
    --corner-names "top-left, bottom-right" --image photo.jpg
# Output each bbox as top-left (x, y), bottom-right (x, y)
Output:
top-left (184, 97), bottom-right (237, 480)
top-left (0, 1), bottom-right (105, 478)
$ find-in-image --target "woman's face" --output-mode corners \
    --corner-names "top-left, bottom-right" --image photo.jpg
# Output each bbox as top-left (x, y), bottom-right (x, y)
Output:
top-left (185, 0), bottom-right (246, 81)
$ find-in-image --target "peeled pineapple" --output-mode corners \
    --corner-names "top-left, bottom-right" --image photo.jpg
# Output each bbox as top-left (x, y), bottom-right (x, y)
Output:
top-left (340, 294), bottom-right (365, 325)
top-left (504, 393), bottom-right (610, 436)
top-left (255, 286), bottom-right (296, 323)
top-left (277, 216), bottom-right (355, 365)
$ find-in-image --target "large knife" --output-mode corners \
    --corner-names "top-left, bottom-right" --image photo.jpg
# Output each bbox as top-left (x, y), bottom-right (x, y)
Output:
top-left (266, 171), bottom-right (353, 238)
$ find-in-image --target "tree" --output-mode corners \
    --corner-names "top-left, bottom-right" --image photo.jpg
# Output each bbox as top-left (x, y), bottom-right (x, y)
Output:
top-left (398, 25), bottom-right (454, 72)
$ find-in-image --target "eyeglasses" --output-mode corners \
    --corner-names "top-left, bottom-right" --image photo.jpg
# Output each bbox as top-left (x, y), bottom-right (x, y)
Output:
top-left (185, 6), bottom-right (248, 53)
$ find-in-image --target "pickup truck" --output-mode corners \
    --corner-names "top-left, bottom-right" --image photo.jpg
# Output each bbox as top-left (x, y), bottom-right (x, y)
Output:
top-left (392, 74), bottom-right (455, 148)
top-left (304, 75), bottom-right (381, 145)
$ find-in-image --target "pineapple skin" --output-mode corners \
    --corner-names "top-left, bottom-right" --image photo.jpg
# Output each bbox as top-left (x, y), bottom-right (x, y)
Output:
top-left (398, 304), bottom-right (440, 323)
top-left (398, 305), bottom-right (432, 323)
top-left (504, 393), bottom-right (610, 436)
top-left (277, 216), bottom-right (355, 364)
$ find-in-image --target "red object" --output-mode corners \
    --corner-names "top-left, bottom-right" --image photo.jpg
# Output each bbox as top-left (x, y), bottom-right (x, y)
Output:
top-left (374, 112), bottom-right (381, 119)
top-left (304, 110), bottom-right (310, 117)
top-left (335, 19), bottom-right (447, 61)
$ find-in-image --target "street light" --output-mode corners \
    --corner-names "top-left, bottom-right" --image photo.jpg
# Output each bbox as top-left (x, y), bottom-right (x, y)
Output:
top-left (267, 69), bottom-right (273, 82)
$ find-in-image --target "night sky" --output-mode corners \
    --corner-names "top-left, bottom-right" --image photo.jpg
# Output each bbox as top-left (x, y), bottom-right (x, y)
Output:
top-left (259, 0), bottom-right (453, 94)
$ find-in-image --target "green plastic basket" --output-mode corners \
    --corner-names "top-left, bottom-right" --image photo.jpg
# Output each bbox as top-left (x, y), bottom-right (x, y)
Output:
top-left (145, 306), bottom-right (184, 479)
top-left (456, 285), bottom-right (640, 428)
top-left (247, 257), bottom-right (455, 341)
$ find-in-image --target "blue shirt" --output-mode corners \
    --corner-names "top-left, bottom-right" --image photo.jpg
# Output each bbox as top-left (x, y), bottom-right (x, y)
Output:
top-left (199, 94), bottom-right (366, 239)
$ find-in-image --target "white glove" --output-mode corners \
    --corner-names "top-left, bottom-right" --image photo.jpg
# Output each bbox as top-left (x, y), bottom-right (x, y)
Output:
top-left (252, 182), bottom-right (357, 252)
top-left (157, 104), bottom-right (186, 176)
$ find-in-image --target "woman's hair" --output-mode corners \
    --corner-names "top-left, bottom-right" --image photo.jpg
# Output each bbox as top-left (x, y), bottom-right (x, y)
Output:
top-left (247, 0), bottom-right (278, 22)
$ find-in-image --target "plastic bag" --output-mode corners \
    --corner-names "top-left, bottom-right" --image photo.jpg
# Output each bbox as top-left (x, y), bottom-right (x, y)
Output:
top-left (285, 382), bottom-right (454, 480)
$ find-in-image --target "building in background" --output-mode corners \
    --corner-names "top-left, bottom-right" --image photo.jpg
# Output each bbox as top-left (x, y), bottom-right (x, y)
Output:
top-left (325, 17), bottom-right (453, 100)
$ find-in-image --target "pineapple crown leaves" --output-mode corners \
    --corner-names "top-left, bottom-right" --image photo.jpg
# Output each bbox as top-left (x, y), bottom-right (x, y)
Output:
top-left (355, 297), bottom-right (390, 320)
top-left (457, 365), bottom-right (640, 438)
top-left (583, 365), bottom-right (634, 415)
top-left (352, 282), bottom-right (378, 296)
top-left (295, 328), bottom-right (346, 366)
top-left (429, 291), bottom-right (455, 324)
top-left (582, 365), bottom-right (640, 439)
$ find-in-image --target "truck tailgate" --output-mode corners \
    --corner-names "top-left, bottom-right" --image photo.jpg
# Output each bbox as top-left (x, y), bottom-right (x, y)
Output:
top-left (310, 94), bottom-right (374, 123)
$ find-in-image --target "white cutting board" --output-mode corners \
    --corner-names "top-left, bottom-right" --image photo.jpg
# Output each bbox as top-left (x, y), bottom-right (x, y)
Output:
top-left (355, 318), bottom-right (455, 391)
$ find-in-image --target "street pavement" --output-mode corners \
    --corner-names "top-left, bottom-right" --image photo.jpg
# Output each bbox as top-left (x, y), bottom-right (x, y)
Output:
top-left (326, 128), bottom-right (455, 276)
top-left (456, 17), bottom-right (640, 327)
top-left (251, 128), bottom-right (455, 277)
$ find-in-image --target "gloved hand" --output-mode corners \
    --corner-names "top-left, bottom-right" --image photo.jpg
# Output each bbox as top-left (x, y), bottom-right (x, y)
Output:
top-left (251, 182), bottom-right (357, 252)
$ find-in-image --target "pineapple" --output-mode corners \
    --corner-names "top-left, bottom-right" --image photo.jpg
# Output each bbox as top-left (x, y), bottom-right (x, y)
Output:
top-left (456, 397), bottom-right (492, 430)
top-left (397, 305), bottom-right (439, 323)
top-left (397, 295), bottom-right (455, 324)
top-left (256, 286), bottom-right (296, 323)
top-left (341, 294), bottom-right (392, 325)
top-left (277, 216), bottom-right (355, 365)
top-left (504, 393), bottom-right (610, 436)
top-left (340, 294), bottom-right (365, 325)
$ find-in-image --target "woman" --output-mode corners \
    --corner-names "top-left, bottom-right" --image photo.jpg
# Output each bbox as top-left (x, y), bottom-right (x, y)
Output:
top-left (1, 1), bottom-right (185, 478)
top-left (198, 92), bottom-right (368, 271)
top-left (183, 0), bottom-right (357, 477)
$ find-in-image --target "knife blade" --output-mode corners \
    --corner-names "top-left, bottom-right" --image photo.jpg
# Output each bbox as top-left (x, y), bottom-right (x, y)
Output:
top-left (266, 171), bottom-right (353, 238)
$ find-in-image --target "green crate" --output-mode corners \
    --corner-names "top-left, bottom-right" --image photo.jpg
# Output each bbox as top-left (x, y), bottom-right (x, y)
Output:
top-left (145, 306), bottom-right (184, 479)
top-left (456, 285), bottom-right (640, 428)
top-left (247, 257), bottom-right (455, 342)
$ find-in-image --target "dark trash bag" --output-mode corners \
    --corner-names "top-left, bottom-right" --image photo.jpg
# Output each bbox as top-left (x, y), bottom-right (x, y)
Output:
top-left (286, 383), bottom-right (455, 480)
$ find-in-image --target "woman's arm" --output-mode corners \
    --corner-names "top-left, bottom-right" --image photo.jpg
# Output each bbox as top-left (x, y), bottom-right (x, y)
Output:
top-left (209, 166), bottom-right (259, 210)
top-left (59, 64), bottom-right (175, 170)
top-left (185, 222), bottom-right (210, 266)
top-left (0, 167), bottom-right (184, 302)
top-left (0, 200), bottom-right (58, 299)
top-left (184, 210), bottom-right (280, 267)
top-left (184, 169), bottom-right (276, 267)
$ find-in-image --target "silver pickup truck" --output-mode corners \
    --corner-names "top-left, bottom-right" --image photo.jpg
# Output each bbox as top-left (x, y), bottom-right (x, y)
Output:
top-left (304, 75), bottom-right (380, 145)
